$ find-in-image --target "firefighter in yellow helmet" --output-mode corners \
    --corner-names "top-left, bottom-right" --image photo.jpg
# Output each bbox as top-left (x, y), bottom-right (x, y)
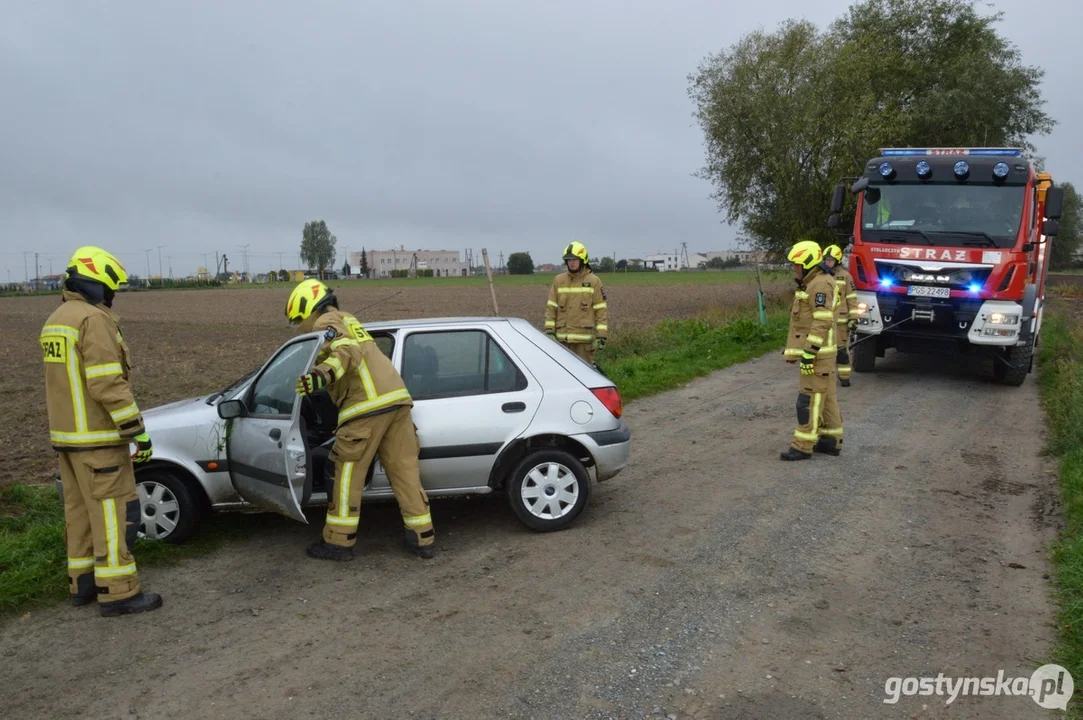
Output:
top-left (41, 246), bottom-right (162, 616)
top-left (823, 244), bottom-right (859, 386)
top-left (781, 240), bottom-right (844, 460)
top-left (286, 279), bottom-right (435, 561)
top-left (544, 241), bottom-right (608, 364)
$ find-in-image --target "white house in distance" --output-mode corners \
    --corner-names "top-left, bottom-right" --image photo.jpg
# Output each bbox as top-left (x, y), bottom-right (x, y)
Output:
top-left (645, 252), bottom-right (709, 271)
top-left (349, 246), bottom-right (464, 278)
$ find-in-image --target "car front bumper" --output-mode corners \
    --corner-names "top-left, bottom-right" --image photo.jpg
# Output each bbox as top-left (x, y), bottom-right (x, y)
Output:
top-left (579, 419), bottom-right (631, 482)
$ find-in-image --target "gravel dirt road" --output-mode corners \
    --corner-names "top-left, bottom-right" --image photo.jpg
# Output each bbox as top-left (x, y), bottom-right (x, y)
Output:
top-left (0, 349), bottom-right (1060, 719)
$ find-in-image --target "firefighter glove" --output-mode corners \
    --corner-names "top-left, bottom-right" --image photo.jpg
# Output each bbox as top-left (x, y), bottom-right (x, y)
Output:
top-left (295, 370), bottom-right (326, 396)
top-left (131, 433), bottom-right (153, 463)
top-left (593, 336), bottom-right (607, 350)
top-left (848, 318), bottom-right (858, 332)
top-left (800, 352), bottom-right (816, 376)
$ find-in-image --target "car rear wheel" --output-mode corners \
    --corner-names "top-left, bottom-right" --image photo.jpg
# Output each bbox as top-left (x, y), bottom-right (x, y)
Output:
top-left (506, 449), bottom-right (591, 532)
top-left (135, 470), bottom-right (202, 545)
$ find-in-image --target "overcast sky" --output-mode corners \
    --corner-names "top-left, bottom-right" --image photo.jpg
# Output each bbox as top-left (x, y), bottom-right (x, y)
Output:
top-left (1, 0), bottom-right (1079, 280)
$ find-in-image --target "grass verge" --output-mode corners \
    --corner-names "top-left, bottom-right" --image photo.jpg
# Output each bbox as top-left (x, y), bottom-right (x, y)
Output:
top-left (0, 483), bottom-right (260, 620)
top-left (0, 303), bottom-right (790, 619)
top-left (1037, 303), bottom-right (1083, 709)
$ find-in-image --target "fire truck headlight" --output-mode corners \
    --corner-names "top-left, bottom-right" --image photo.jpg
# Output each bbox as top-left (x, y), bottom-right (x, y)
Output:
top-left (968, 283), bottom-right (982, 294)
top-left (878, 162), bottom-right (895, 179)
top-left (993, 162), bottom-right (1010, 179)
top-left (988, 312), bottom-right (1019, 325)
top-left (954, 161), bottom-right (970, 179)
top-left (880, 277), bottom-right (894, 288)
top-left (857, 302), bottom-right (869, 314)
top-left (915, 161), bottom-right (932, 179)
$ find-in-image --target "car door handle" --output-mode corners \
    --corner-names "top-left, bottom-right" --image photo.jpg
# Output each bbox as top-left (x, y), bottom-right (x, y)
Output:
top-left (502, 402), bottom-right (526, 413)
top-left (269, 428), bottom-right (282, 440)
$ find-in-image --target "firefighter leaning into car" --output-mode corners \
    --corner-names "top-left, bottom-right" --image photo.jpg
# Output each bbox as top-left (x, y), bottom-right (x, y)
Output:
top-left (287, 279), bottom-right (435, 562)
top-left (40, 246), bottom-right (162, 616)
top-left (780, 241), bottom-right (844, 461)
top-left (544, 241), bottom-right (608, 364)
top-left (822, 244), bottom-right (859, 387)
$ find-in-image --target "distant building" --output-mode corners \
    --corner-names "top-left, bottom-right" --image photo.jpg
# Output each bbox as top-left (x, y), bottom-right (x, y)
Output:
top-left (645, 252), bottom-right (708, 271)
top-left (352, 246), bottom-right (464, 277)
top-left (537, 263), bottom-right (559, 273)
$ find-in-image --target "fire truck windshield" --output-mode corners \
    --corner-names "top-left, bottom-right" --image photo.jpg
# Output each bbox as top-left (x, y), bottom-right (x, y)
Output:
top-left (862, 183), bottom-right (1025, 248)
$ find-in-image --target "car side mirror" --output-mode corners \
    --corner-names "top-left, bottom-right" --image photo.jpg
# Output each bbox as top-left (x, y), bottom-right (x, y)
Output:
top-left (217, 399), bottom-right (247, 419)
top-left (830, 184), bottom-right (846, 213)
top-left (1042, 219), bottom-right (1059, 237)
top-left (1045, 187), bottom-right (1064, 220)
top-left (851, 177), bottom-right (870, 194)
top-left (828, 214), bottom-right (840, 229)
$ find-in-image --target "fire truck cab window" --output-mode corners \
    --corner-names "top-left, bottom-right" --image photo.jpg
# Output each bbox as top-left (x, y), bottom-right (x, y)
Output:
top-left (863, 184), bottom-right (1025, 247)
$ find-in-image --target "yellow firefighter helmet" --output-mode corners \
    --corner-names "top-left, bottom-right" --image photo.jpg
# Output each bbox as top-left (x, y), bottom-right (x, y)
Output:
top-left (787, 240), bottom-right (822, 270)
top-left (823, 244), bottom-right (844, 263)
top-left (285, 279), bottom-right (333, 324)
top-left (66, 246), bottom-right (128, 291)
top-left (562, 241), bottom-right (589, 264)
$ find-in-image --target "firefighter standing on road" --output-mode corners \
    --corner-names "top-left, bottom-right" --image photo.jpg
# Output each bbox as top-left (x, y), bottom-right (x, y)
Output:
top-left (41, 246), bottom-right (163, 616)
top-left (781, 241), bottom-right (844, 461)
top-left (544, 241), bottom-right (608, 364)
top-left (823, 244), bottom-right (859, 386)
top-left (287, 279), bottom-right (435, 562)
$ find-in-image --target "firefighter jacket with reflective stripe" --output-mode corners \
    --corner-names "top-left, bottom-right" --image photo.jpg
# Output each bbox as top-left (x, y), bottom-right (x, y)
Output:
top-left (311, 310), bottom-right (412, 426)
top-left (834, 266), bottom-right (859, 323)
top-left (544, 268), bottom-right (608, 343)
top-left (784, 267), bottom-right (839, 361)
top-left (41, 291), bottom-right (145, 451)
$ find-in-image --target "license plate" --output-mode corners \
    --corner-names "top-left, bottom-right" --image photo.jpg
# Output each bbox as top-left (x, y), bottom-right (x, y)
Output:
top-left (906, 285), bottom-right (951, 299)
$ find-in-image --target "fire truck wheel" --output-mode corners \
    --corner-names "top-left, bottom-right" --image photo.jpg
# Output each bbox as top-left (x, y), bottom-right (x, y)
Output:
top-left (852, 336), bottom-right (877, 373)
top-left (992, 342), bottom-right (1033, 387)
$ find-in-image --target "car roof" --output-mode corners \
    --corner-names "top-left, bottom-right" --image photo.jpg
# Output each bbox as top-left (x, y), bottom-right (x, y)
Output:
top-left (294, 316), bottom-right (527, 341)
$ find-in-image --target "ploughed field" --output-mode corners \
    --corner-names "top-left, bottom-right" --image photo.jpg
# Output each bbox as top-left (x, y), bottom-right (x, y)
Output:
top-left (0, 274), bottom-right (787, 487)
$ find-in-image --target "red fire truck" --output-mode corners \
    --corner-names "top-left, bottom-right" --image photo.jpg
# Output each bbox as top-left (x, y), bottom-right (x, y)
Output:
top-left (828, 147), bottom-right (1065, 386)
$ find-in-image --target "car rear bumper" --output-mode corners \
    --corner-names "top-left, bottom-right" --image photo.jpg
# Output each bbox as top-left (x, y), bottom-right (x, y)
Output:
top-left (579, 420), bottom-right (631, 481)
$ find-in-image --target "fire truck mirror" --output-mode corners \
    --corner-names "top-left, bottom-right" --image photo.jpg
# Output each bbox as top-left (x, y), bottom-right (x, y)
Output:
top-left (851, 177), bottom-right (870, 194)
top-left (828, 214), bottom-right (840, 229)
top-left (830, 184), bottom-right (846, 213)
top-left (1042, 219), bottom-right (1059, 237)
top-left (1044, 187), bottom-right (1064, 219)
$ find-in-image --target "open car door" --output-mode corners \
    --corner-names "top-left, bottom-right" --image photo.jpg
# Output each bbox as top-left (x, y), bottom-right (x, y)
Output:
top-left (223, 335), bottom-right (321, 522)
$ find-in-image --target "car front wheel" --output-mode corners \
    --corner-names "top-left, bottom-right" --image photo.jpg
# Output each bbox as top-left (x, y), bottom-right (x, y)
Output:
top-left (135, 470), bottom-right (202, 545)
top-left (506, 449), bottom-right (591, 532)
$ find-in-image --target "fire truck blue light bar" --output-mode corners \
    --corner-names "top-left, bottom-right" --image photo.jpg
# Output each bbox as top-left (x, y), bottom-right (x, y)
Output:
top-left (879, 148), bottom-right (1022, 157)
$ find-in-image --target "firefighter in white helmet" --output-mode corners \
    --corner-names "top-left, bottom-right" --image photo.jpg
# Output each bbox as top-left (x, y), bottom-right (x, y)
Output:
top-left (780, 240), bottom-right (844, 460)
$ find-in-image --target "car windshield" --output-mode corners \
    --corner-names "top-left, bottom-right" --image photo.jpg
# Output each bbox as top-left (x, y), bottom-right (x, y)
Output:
top-left (206, 368), bottom-right (258, 404)
top-left (862, 183), bottom-right (1025, 248)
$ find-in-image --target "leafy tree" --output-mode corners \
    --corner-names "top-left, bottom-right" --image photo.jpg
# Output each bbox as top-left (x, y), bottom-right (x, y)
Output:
top-left (507, 252), bottom-right (535, 275)
top-left (300, 220), bottom-right (337, 279)
top-left (688, 0), bottom-right (1055, 257)
top-left (360, 248), bottom-right (370, 278)
top-left (1051, 182), bottom-right (1082, 270)
top-left (597, 256), bottom-right (616, 273)
top-left (616, 259), bottom-right (628, 271)
top-left (278, 269), bottom-right (289, 282)
top-left (342, 260), bottom-right (352, 277)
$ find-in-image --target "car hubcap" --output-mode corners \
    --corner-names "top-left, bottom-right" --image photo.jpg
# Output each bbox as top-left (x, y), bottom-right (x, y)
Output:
top-left (136, 481), bottom-right (180, 540)
top-left (520, 462), bottom-right (579, 520)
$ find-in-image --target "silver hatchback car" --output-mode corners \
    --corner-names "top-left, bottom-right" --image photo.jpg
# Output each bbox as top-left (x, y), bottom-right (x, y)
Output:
top-left (58, 317), bottom-right (630, 543)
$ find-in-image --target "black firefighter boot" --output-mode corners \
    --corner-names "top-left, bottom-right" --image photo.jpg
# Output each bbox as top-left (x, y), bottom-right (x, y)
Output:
top-left (403, 529), bottom-right (436, 559)
top-left (70, 573), bottom-right (96, 607)
top-left (99, 592), bottom-right (163, 617)
top-left (814, 438), bottom-right (841, 456)
top-left (840, 377), bottom-right (851, 387)
top-left (306, 540), bottom-right (354, 562)
top-left (780, 447), bottom-right (813, 461)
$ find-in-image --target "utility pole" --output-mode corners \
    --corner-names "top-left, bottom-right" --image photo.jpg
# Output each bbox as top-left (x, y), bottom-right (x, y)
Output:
top-left (23, 252), bottom-right (29, 284)
top-left (167, 255), bottom-right (173, 278)
top-left (35, 252), bottom-right (40, 290)
top-left (498, 251), bottom-right (504, 275)
top-left (143, 249), bottom-right (152, 278)
top-left (157, 244), bottom-right (165, 278)
top-left (240, 244), bottom-right (250, 277)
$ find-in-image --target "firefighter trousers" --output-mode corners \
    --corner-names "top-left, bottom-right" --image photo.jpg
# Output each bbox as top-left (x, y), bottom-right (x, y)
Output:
top-left (58, 447), bottom-right (142, 603)
top-left (323, 405), bottom-right (434, 549)
top-left (836, 323), bottom-right (852, 382)
top-left (563, 341), bottom-right (595, 364)
top-left (792, 365), bottom-right (844, 454)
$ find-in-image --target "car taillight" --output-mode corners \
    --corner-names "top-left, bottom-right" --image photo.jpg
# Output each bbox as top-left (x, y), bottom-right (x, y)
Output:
top-left (591, 386), bottom-right (623, 418)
